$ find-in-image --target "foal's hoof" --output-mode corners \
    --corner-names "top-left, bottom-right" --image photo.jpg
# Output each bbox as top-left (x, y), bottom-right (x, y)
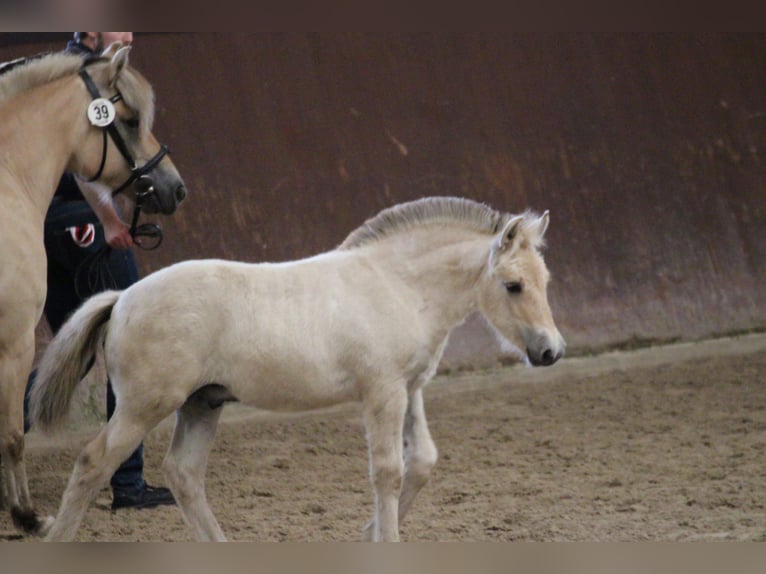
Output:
top-left (361, 520), bottom-right (374, 542)
top-left (38, 515), bottom-right (55, 538)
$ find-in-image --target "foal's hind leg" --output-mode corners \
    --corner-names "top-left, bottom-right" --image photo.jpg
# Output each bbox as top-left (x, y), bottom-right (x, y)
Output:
top-left (45, 412), bottom-right (154, 541)
top-left (397, 388), bottom-right (438, 524)
top-left (163, 397), bottom-right (225, 542)
top-left (363, 388), bottom-right (437, 541)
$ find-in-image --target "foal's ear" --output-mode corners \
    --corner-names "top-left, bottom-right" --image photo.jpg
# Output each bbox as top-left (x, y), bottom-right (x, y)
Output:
top-left (107, 45), bottom-right (131, 86)
top-left (496, 214), bottom-right (525, 253)
top-left (535, 210), bottom-right (550, 239)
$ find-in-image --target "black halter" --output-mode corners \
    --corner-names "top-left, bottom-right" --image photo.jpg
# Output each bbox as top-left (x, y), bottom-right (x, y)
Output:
top-left (78, 67), bottom-right (169, 197)
top-left (78, 66), bottom-right (168, 248)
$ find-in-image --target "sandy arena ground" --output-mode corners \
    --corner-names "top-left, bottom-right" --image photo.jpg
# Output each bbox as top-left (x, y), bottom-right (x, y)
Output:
top-left (4, 334), bottom-right (766, 542)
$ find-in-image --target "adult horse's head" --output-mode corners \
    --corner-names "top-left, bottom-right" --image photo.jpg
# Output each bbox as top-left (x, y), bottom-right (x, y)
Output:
top-left (72, 43), bottom-right (187, 215)
top-left (479, 210), bottom-right (565, 367)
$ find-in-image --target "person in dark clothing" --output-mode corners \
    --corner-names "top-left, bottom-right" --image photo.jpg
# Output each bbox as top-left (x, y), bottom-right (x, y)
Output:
top-left (23, 32), bottom-right (175, 511)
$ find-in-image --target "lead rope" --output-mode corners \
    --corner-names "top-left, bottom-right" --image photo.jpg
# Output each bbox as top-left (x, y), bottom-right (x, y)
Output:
top-left (73, 243), bottom-right (116, 298)
top-left (73, 193), bottom-right (147, 299)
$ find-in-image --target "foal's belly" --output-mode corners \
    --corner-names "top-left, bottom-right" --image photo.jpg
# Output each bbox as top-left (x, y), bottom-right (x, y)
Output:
top-left (226, 365), bottom-right (361, 413)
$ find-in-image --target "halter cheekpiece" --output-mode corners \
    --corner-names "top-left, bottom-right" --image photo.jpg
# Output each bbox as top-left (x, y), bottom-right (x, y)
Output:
top-left (78, 66), bottom-right (168, 196)
top-left (78, 62), bottom-right (165, 249)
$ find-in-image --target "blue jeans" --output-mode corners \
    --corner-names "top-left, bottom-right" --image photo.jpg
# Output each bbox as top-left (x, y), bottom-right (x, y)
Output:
top-left (24, 199), bottom-right (145, 494)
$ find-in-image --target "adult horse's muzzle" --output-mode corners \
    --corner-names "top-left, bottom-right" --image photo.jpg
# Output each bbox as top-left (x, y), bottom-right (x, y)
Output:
top-left (80, 68), bottom-right (186, 214)
top-left (135, 169), bottom-right (187, 215)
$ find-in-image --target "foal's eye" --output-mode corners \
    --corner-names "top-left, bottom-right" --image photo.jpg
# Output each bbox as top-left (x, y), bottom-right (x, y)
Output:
top-left (504, 281), bottom-right (523, 295)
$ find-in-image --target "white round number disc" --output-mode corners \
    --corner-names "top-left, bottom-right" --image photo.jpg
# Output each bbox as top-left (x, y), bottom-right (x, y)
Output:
top-left (87, 98), bottom-right (116, 127)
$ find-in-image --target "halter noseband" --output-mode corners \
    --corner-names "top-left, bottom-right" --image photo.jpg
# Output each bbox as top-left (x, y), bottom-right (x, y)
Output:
top-left (78, 67), bottom-right (168, 197)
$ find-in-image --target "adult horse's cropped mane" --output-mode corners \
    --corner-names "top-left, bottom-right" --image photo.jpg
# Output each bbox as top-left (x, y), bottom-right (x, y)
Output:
top-left (340, 196), bottom-right (515, 250)
top-left (0, 49), bottom-right (155, 131)
top-left (0, 52), bottom-right (82, 103)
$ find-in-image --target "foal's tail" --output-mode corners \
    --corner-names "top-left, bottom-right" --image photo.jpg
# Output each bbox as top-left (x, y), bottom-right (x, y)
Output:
top-left (30, 290), bottom-right (121, 433)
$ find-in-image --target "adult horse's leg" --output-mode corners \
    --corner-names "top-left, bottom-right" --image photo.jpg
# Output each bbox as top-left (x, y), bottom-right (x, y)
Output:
top-left (0, 329), bottom-right (39, 527)
top-left (44, 410), bottom-right (156, 541)
top-left (362, 384), bottom-right (408, 542)
top-left (163, 397), bottom-right (225, 542)
top-left (362, 388), bottom-right (438, 541)
top-left (0, 354), bottom-right (27, 510)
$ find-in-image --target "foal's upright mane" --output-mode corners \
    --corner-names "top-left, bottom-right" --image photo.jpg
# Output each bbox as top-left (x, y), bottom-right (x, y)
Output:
top-left (339, 197), bottom-right (514, 250)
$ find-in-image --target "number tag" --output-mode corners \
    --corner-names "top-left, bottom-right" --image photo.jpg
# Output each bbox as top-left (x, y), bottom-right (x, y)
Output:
top-left (87, 98), bottom-right (116, 127)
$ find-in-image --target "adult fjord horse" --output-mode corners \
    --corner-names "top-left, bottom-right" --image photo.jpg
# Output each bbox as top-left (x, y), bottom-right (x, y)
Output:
top-left (0, 45), bottom-right (186, 534)
top-left (31, 196), bottom-right (564, 542)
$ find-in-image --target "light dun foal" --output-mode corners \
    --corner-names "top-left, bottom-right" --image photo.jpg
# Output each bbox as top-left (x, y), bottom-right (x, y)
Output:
top-left (31, 197), bottom-right (565, 541)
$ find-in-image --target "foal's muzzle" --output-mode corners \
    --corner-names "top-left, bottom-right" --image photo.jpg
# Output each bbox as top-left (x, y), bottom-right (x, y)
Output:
top-left (527, 346), bottom-right (563, 367)
top-left (525, 330), bottom-right (565, 367)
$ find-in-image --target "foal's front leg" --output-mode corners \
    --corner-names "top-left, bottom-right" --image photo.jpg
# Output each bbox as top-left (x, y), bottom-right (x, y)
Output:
top-left (362, 388), bottom-right (437, 541)
top-left (362, 385), bottom-right (407, 542)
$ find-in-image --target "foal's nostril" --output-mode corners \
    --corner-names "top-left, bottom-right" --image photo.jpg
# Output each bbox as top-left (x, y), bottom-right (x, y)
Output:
top-left (527, 344), bottom-right (562, 367)
top-left (175, 185), bottom-right (188, 204)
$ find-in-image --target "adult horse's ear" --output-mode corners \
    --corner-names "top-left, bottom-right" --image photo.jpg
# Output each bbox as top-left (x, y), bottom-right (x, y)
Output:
top-left (107, 45), bottom-right (131, 87)
top-left (100, 41), bottom-right (123, 58)
top-left (496, 214), bottom-right (525, 253)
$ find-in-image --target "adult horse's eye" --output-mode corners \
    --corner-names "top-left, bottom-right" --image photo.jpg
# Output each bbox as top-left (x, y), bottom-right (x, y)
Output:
top-left (123, 117), bottom-right (140, 130)
top-left (505, 281), bottom-right (523, 295)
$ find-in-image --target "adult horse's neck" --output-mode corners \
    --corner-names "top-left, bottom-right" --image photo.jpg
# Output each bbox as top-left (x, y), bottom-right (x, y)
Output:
top-left (362, 226), bottom-right (490, 341)
top-left (0, 74), bottom-right (91, 218)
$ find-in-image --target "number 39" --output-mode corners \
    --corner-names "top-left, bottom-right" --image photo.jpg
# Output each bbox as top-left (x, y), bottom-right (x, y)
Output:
top-left (93, 104), bottom-right (109, 120)
top-left (87, 98), bottom-right (116, 127)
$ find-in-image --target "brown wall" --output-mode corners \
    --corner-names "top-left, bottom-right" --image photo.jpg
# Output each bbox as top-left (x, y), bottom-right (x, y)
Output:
top-left (5, 33), bottom-right (766, 368)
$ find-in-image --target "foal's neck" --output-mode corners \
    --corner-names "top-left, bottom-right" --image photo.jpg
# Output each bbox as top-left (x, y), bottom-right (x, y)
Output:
top-left (372, 226), bottom-right (489, 329)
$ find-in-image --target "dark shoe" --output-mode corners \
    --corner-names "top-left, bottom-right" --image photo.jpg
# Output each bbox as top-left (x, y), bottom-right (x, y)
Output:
top-left (111, 484), bottom-right (176, 511)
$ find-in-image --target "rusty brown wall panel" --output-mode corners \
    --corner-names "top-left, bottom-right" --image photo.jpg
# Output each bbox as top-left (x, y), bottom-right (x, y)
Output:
top-left (5, 33), bottom-right (766, 365)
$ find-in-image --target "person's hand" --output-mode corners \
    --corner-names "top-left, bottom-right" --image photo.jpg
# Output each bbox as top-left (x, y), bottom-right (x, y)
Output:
top-left (103, 219), bottom-right (135, 250)
top-left (75, 179), bottom-right (136, 249)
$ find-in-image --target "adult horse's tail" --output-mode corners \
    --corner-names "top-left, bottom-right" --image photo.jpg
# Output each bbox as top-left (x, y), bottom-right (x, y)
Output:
top-left (29, 290), bottom-right (121, 433)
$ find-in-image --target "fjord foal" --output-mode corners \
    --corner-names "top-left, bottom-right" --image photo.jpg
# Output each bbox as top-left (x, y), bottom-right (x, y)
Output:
top-left (31, 197), bottom-right (565, 542)
top-left (0, 45), bottom-right (186, 534)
